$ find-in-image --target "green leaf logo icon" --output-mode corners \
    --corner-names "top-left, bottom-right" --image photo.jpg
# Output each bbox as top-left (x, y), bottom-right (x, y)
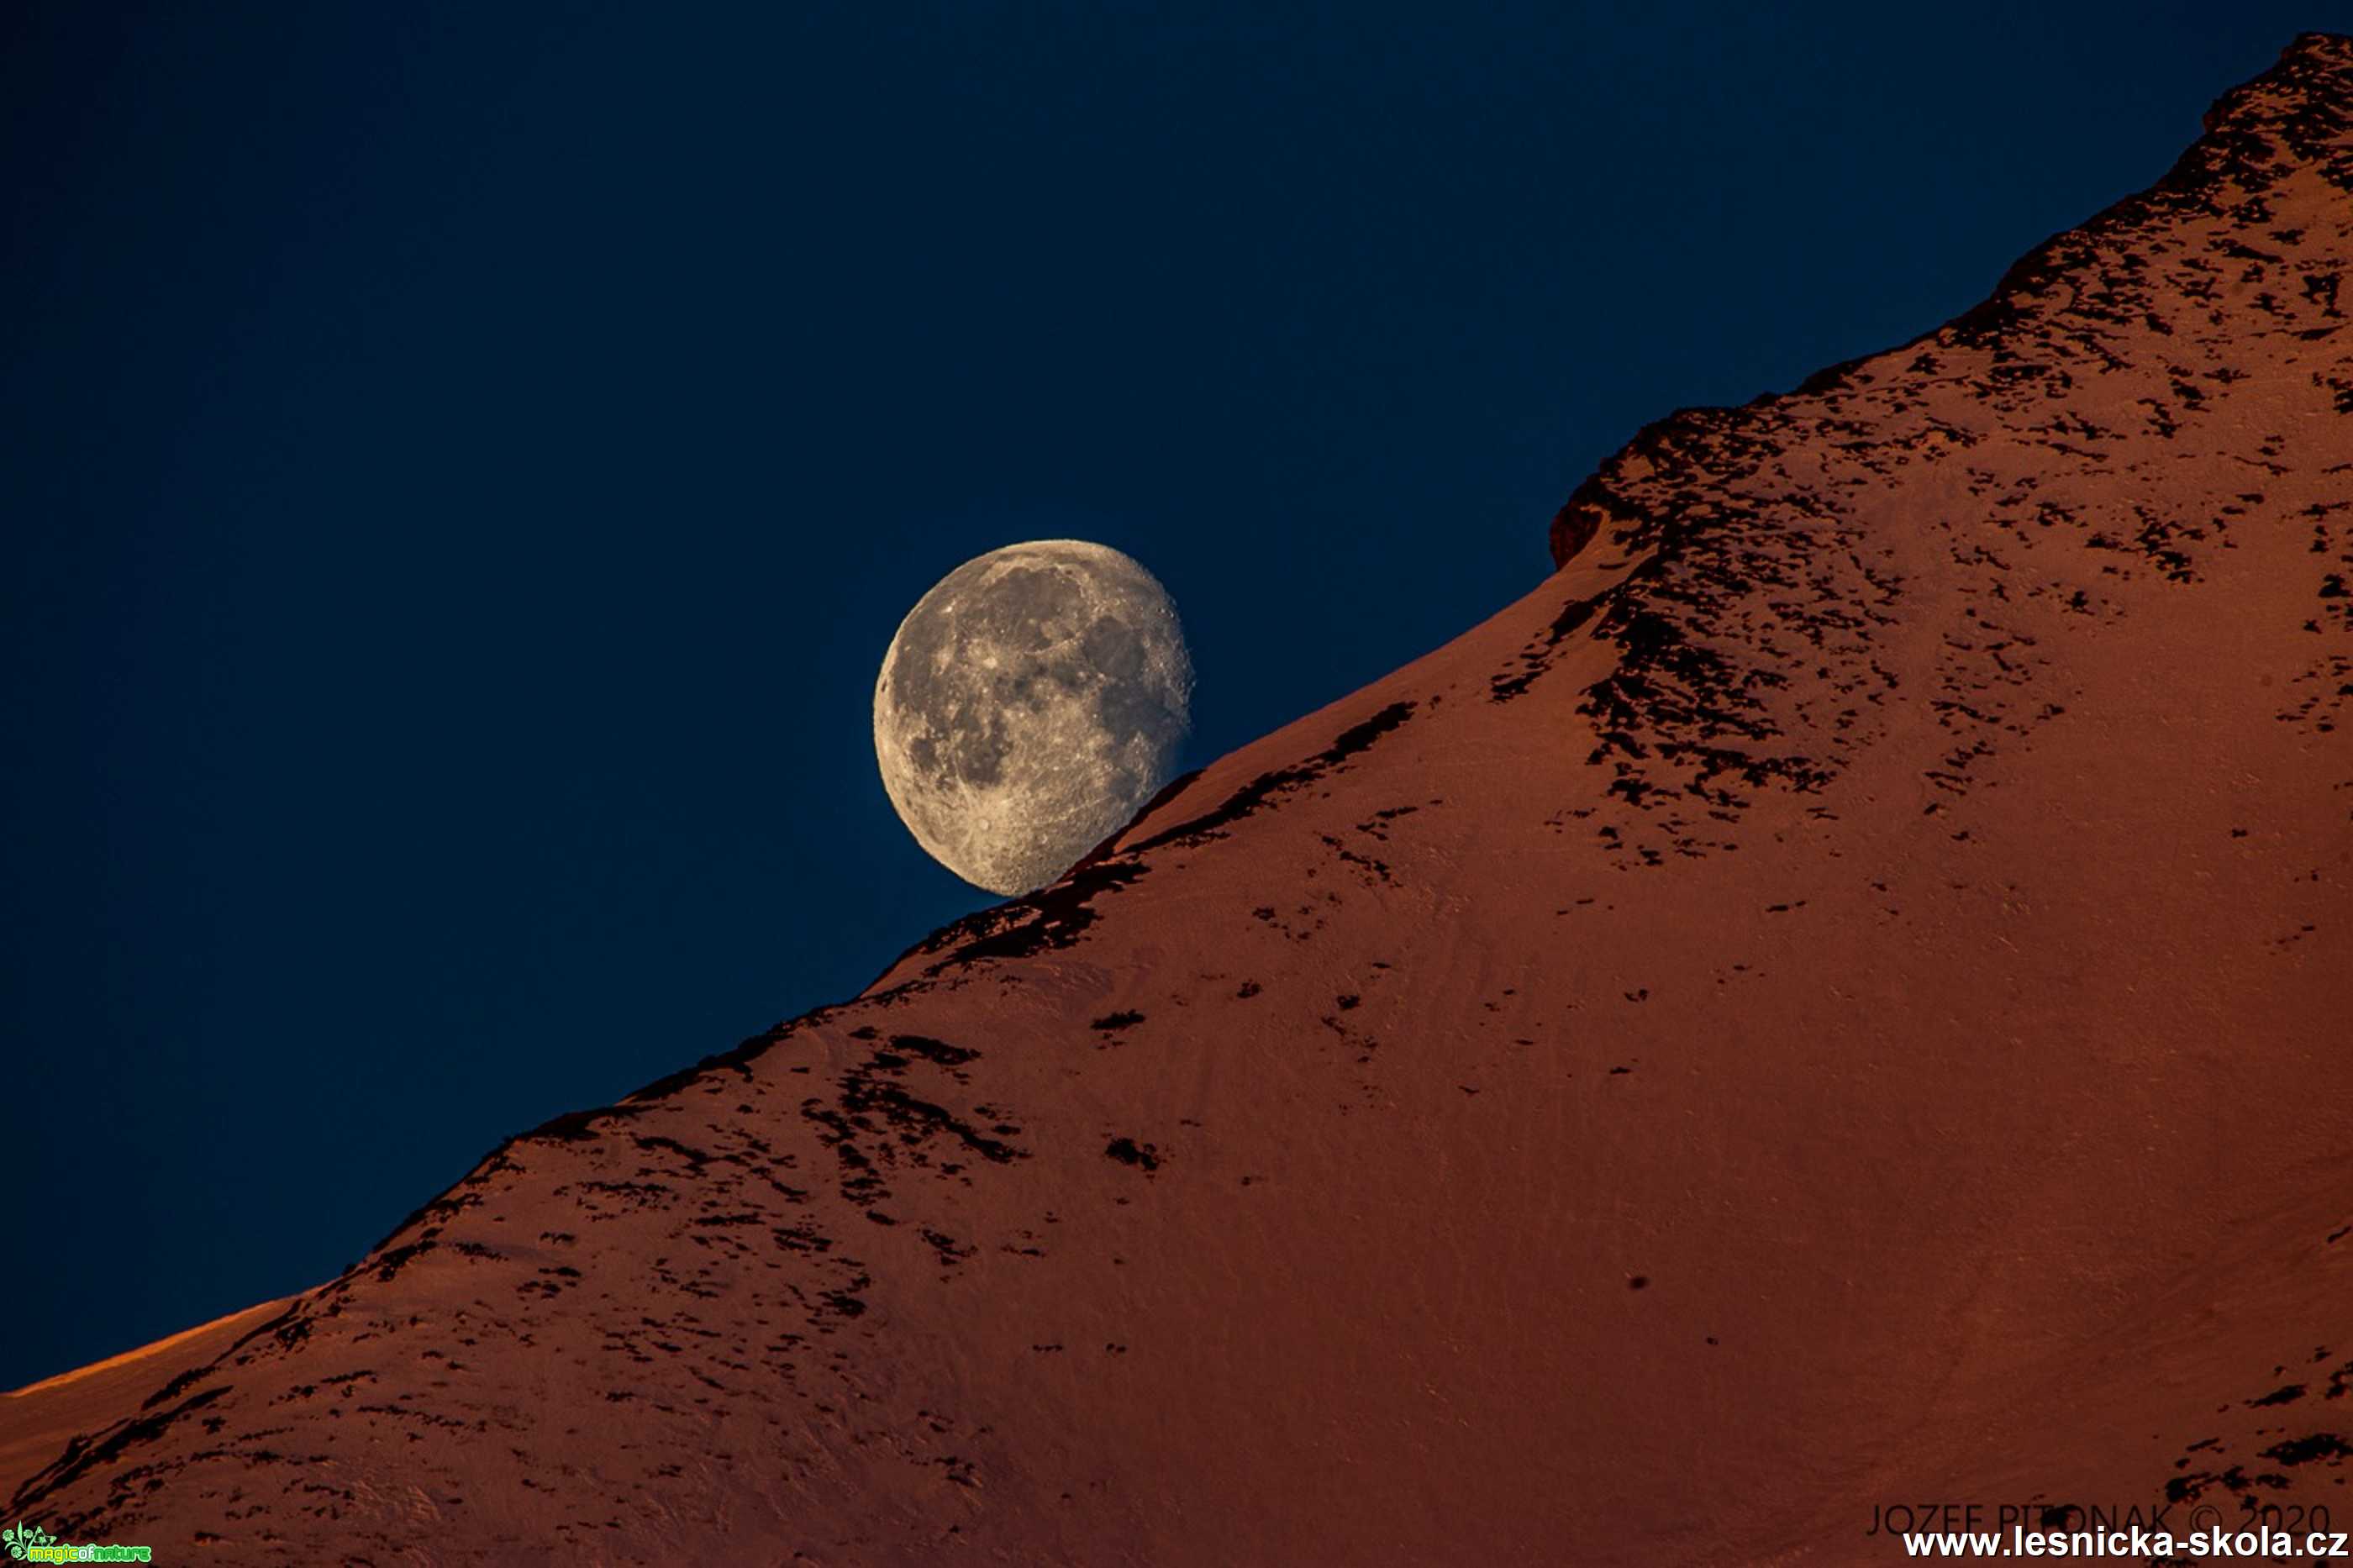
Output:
top-left (3, 1523), bottom-right (55, 1560)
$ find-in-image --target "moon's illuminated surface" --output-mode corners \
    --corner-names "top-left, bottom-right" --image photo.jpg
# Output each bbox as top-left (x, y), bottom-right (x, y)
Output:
top-left (874, 539), bottom-right (1193, 896)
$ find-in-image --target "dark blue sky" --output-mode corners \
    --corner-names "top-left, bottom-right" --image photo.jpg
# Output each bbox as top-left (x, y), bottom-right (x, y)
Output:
top-left (1, 2), bottom-right (2320, 1388)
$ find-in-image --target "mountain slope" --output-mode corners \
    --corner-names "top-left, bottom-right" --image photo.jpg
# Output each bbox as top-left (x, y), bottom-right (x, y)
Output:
top-left (11, 33), bottom-right (2351, 1565)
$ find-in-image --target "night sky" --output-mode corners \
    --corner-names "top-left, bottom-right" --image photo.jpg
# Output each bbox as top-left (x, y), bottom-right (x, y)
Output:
top-left (0, 2), bottom-right (2319, 1390)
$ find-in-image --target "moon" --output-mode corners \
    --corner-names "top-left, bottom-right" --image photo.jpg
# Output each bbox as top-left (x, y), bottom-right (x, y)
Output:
top-left (874, 539), bottom-right (1193, 897)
